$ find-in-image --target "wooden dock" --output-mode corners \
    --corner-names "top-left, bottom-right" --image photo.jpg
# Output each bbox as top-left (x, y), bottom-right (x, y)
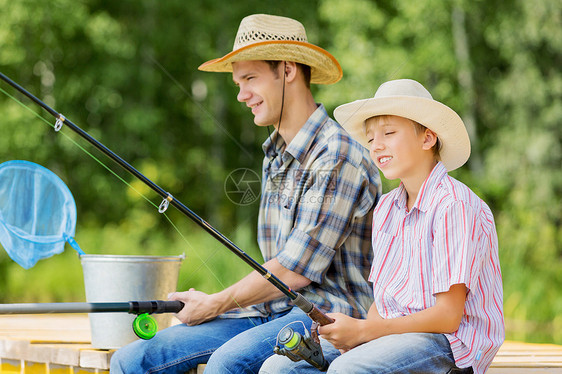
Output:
top-left (0, 314), bottom-right (561, 373)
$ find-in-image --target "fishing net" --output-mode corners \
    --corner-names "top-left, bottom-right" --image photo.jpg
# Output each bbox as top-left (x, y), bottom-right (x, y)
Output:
top-left (0, 160), bottom-right (84, 269)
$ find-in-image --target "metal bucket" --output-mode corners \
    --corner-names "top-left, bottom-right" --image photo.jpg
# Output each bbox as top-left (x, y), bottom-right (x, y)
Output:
top-left (80, 254), bottom-right (184, 349)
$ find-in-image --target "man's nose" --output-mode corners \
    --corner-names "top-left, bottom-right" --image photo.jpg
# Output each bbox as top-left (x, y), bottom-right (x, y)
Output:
top-left (237, 86), bottom-right (250, 103)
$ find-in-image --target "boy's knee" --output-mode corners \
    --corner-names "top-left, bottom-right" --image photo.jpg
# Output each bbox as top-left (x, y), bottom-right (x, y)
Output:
top-left (259, 354), bottom-right (297, 374)
top-left (327, 354), bottom-right (383, 374)
top-left (204, 353), bottom-right (239, 374)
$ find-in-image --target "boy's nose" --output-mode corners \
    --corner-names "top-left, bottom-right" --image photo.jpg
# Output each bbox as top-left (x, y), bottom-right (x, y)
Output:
top-left (370, 138), bottom-right (384, 152)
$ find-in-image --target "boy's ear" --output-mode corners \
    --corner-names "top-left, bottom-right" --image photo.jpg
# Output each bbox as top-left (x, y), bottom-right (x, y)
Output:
top-left (422, 129), bottom-right (438, 150)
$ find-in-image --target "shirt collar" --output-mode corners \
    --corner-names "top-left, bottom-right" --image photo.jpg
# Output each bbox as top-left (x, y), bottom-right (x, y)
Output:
top-left (394, 162), bottom-right (448, 213)
top-left (262, 104), bottom-right (328, 165)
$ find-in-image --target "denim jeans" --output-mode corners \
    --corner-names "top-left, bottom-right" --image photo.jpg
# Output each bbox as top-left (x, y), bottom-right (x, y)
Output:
top-left (260, 332), bottom-right (469, 374)
top-left (110, 307), bottom-right (311, 374)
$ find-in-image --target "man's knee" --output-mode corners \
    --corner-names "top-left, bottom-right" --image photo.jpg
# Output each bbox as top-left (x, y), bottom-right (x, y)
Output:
top-left (109, 343), bottom-right (136, 373)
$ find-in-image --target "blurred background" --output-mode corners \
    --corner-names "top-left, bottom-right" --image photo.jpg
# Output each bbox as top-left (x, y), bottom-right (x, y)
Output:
top-left (0, 0), bottom-right (560, 344)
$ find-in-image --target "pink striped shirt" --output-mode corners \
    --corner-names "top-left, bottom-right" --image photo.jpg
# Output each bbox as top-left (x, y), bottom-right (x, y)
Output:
top-left (369, 162), bottom-right (504, 373)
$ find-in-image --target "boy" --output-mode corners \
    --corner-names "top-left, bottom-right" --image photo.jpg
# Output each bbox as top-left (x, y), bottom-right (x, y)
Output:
top-left (260, 79), bottom-right (504, 373)
top-left (111, 14), bottom-right (380, 373)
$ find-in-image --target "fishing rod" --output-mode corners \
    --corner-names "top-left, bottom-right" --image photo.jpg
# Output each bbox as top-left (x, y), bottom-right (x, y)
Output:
top-left (0, 300), bottom-right (184, 339)
top-left (0, 300), bottom-right (184, 315)
top-left (0, 71), bottom-right (334, 327)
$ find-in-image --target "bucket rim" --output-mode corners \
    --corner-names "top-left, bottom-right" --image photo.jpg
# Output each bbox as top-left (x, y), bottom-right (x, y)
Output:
top-left (80, 253), bottom-right (185, 263)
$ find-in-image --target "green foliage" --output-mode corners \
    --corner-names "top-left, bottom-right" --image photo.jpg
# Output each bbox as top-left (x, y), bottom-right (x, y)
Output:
top-left (0, 0), bottom-right (560, 345)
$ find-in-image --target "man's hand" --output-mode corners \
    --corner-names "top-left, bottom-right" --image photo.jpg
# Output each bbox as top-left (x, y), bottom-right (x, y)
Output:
top-left (168, 289), bottom-right (222, 326)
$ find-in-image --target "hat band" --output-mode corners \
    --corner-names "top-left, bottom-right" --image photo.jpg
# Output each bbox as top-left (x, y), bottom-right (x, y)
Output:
top-left (235, 30), bottom-right (307, 50)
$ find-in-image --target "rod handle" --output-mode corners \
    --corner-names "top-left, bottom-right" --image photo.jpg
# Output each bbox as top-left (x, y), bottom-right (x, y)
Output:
top-left (308, 305), bottom-right (335, 326)
top-left (129, 300), bottom-right (185, 314)
top-left (292, 292), bottom-right (335, 326)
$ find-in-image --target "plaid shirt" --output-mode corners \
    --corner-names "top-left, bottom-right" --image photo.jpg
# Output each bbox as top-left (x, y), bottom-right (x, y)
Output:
top-left (226, 104), bottom-right (381, 319)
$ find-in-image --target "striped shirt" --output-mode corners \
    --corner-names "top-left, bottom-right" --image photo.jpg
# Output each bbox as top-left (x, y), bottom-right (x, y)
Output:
top-left (226, 104), bottom-right (381, 319)
top-left (369, 162), bottom-right (504, 374)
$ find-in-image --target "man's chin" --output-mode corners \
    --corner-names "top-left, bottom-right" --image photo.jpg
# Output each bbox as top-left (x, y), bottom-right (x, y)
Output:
top-left (253, 119), bottom-right (275, 127)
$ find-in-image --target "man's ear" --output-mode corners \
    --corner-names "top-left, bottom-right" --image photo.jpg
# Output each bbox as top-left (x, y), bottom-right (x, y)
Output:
top-left (422, 129), bottom-right (438, 150)
top-left (283, 61), bottom-right (299, 83)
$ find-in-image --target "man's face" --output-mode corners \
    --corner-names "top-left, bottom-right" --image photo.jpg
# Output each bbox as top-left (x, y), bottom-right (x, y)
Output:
top-left (232, 60), bottom-right (283, 127)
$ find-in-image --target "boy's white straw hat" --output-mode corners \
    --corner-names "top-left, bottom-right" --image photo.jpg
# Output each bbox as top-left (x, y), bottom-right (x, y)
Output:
top-left (198, 14), bottom-right (342, 85)
top-left (334, 79), bottom-right (471, 171)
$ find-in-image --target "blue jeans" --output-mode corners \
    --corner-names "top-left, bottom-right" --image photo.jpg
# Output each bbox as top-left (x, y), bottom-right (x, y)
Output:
top-left (110, 307), bottom-right (311, 374)
top-left (260, 333), bottom-right (466, 374)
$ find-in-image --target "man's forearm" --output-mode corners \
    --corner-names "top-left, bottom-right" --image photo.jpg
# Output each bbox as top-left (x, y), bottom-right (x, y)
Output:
top-left (213, 258), bottom-right (312, 314)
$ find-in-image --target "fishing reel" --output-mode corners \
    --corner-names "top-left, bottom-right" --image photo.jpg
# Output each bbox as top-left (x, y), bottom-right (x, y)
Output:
top-left (132, 313), bottom-right (159, 340)
top-left (130, 300), bottom-right (185, 340)
top-left (273, 321), bottom-right (328, 371)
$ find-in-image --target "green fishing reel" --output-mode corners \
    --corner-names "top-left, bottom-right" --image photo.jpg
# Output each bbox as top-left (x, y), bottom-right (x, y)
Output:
top-left (132, 313), bottom-right (158, 340)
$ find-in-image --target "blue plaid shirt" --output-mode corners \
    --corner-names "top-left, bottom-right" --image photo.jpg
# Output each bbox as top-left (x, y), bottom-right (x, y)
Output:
top-left (226, 104), bottom-right (381, 319)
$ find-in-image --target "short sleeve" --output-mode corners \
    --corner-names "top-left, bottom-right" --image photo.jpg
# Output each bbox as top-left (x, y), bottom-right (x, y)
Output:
top-left (431, 201), bottom-right (486, 295)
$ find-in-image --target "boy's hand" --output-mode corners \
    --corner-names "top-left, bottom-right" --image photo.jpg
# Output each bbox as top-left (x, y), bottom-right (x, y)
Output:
top-left (318, 313), bottom-right (366, 351)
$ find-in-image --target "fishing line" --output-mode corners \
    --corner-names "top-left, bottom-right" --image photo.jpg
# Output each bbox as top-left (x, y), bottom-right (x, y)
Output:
top-left (146, 54), bottom-right (263, 288)
top-left (146, 53), bottom-right (253, 160)
top-left (0, 71), bottom-right (337, 365)
top-left (0, 81), bottom-right (299, 350)
top-left (0, 84), bottom-right (247, 314)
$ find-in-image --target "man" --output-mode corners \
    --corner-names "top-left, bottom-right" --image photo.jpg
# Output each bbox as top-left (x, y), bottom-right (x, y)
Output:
top-left (110, 14), bottom-right (381, 373)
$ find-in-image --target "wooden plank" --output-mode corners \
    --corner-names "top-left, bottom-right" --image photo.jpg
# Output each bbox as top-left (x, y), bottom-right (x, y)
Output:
top-left (497, 341), bottom-right (562, 353)
top-left (23, 360), bottom-right (48, 373)
top-left (0, 338), bottom-right (30, 360)
top-left (0, 314), bottom-right (91, 343)
top-left (74, 368), bottom-right (104, 374)
top-left (48, 363), bottom-right (74, 374)
top-left (187, 364), bottom-right (206, 374)
top-left (489, 369), bottom-right (562, 374)
top-left (490, 340), bottom-right (562, 370)
top-left (79, 348), bottom-right (114, 370)
top-left (0, 358), bottom-right (22, 373)
top-left (27, 343), bottom-right (88, 366)
top-left (4, 315), bottom-right (562, 372)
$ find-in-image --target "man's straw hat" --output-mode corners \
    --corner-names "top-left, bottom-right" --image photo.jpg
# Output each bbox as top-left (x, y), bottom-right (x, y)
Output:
top-left (334, 79), bottom-right (471, 171)
top-left (198, 14), bottom-right (342, 85)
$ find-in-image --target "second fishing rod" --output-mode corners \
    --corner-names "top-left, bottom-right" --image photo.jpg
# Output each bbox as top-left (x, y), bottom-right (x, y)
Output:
top-left (0, 71), bottom-right (334, 327)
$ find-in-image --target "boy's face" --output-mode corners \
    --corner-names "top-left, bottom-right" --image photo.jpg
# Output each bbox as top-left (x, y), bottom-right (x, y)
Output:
top-left (232, 60), bottom-right (284, 127)
top-left (365, 115), bottom-right (435, 181)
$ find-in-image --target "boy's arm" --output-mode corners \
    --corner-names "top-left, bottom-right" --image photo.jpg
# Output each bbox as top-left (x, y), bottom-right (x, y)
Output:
top-left (319, 283), bottom-right (467, 351)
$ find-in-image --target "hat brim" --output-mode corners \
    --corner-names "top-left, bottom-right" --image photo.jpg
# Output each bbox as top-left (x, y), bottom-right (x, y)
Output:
top-left (334, 96), bottom-right (471, 171)
top-left (198, 40), bottom-right (342, 85)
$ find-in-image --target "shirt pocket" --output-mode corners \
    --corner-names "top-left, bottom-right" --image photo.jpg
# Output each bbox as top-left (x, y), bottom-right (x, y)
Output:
top-left (369, 231), bottom-right (399, 284)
